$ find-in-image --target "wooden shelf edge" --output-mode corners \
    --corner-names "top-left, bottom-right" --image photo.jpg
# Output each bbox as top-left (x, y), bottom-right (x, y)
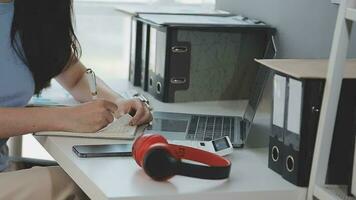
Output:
top-left (346, 8), bottom-right (356, 21)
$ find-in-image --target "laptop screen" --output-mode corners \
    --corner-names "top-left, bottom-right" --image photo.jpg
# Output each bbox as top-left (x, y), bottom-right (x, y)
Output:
top-left (243, 66), bottom-right (271, 124)
top-left (243, 36), bottom-right (276, 133)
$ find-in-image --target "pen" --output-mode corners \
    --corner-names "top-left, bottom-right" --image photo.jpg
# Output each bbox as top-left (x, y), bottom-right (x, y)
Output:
top-left (85, 68), bottom-right (98, 100)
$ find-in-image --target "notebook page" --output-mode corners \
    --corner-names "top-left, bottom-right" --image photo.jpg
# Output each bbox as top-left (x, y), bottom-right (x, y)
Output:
top-left (98, 114), bottom-right (136, 135)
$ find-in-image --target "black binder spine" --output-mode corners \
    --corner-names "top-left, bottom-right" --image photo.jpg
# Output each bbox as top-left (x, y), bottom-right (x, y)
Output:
top-left (282, 79), bottom-right (324, 186)
top-left (147, 26), bottom-right (171, 101)
top-left (269, 72), bottom-right (287, 175)
top-left (129, 19), bottom-right (143, 86)
top-left (268, 135), bottom-right (284, 174)
top-left (140, 23), bottom-right (150, 91)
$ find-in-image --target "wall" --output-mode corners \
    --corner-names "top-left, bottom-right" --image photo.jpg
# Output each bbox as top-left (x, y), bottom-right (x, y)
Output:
top-left (216, 0), bottom-right (356, 58)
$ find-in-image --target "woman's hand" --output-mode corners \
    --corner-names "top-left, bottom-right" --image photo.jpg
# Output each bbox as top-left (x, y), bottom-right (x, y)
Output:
top-left (58, 99), bottom-right (118, 133)
top-left (115, 99), bottom-right (152, 126)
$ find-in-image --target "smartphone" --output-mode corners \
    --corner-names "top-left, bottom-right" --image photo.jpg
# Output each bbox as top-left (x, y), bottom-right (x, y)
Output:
top-left (73, 144), bottom-right (132, 158)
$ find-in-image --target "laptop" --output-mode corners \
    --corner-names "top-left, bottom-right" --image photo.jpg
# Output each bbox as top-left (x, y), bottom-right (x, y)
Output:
top-left (144, 66), bottom-right (271, 148)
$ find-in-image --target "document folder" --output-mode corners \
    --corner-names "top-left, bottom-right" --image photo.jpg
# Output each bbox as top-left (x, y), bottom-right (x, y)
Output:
top-left (282, 78), bottom-right (324, 186)
top-left (128, 18), bottom-right (143, 86)
top-left (115, 5), bottom-right (231, 88)
top-left (140, 23), bottom-right (150, 91)
top-left (269, 74), bottom-right (287, 174)
top-left (257, 59), bottom-right (356, 187)
top-left (137, 14), bottom-right (275, 102)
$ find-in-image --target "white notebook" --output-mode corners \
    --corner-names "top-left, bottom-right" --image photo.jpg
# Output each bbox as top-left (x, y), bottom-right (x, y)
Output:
top-left (35, 114), bottom-right (138, 140)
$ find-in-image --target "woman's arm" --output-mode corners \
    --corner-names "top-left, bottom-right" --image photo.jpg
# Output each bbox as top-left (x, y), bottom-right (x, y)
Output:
top-left (55, 61), bottom-right (122, 103)
top-left (0, 60), bottom-right (151, 138)
top-left (56, 61), bottom-right (152, 125)
top-left (0, 107), bottom-right (63, 138)
top-left (0, 100), bottom-right (117, 138)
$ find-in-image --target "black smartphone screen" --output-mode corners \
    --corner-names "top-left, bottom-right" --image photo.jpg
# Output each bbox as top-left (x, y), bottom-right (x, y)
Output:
top-left (73, 144), bottom-right (132, 158)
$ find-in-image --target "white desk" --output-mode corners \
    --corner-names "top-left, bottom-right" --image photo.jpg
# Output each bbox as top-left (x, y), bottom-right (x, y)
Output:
top-left (34, 79), bottom-right (307, 200)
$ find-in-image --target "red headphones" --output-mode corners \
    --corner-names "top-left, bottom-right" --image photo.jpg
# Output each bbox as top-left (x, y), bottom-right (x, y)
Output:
top-left (132, 134), bottom-right (231, 181)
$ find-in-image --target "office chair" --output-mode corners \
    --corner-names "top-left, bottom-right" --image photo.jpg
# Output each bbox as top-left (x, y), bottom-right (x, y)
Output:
top-left (6, 136), bottom-right (57, 171)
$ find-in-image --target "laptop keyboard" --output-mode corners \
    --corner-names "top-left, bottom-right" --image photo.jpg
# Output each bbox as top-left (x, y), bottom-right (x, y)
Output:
top-left (186, 115), bottom-right (235, 141)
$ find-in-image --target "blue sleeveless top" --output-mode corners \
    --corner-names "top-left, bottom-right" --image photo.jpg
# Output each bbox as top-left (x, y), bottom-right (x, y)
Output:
top-left (0, 1), bottom-right (35, 171)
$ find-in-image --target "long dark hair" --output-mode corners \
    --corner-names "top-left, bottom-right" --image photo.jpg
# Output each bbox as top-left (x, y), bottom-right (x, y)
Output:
top-left (10, 0), bottom-right (81, 94)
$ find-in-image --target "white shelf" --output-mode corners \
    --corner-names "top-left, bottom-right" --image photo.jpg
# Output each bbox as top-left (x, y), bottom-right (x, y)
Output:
top-left (345, 8), bottom-right (356, 21)
top-left (314, 185), bottom-right (356, 200)
top-left (308, 0), bottom-right (356, 199)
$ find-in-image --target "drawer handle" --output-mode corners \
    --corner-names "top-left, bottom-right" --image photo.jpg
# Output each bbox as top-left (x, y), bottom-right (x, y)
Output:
top-left (286, 155), bottom-right (295, 172)
top-left (171, 46), bottom-right (188, 53)
top-left (156, 82), bottom-right (161, 94)
top-left (271, 146), bottom-right (279, 162)
top-left (170, 77), bottom-right (186, 84)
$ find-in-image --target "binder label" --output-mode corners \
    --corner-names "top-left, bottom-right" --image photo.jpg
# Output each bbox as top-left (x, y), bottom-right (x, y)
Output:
top-left (287, 78), bottom-right (302, 135)
top-left (273, 75), bottom-right (286, 127)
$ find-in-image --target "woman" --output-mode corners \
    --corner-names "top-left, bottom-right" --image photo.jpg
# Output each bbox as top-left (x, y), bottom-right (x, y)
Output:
top-left (0, 0), bottom-right (152, 199)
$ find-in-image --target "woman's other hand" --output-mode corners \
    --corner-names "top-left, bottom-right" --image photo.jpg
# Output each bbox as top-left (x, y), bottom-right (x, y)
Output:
top-left (115, 99), bottom-right (152, 126)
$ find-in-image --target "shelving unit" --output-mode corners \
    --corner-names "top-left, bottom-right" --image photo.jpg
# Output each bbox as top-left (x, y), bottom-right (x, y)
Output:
top-left (314, 185), bottom-right (355, 200)
top-left (307, 0), bottom-right (356, 199)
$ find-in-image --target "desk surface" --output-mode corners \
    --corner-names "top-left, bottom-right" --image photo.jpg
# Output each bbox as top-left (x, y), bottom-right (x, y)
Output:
top-left (35, 136), bottom-right (306, 200)
top-left (35, 79), bottom-right (306, 200)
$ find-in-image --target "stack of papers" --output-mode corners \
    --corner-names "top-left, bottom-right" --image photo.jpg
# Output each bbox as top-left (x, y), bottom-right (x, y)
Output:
top-left (138, 14), bottom-right (266, 27)
top-left (115, 4), bottom-right (230, 16)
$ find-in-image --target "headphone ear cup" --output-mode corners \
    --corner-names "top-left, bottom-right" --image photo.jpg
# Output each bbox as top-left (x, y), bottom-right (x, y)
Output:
top-left (143, 146), bottom-right (178, 181)
top-left (133, 134), bottom-right (168, 167)
top-left (132, 134), bottom-right (151, 166)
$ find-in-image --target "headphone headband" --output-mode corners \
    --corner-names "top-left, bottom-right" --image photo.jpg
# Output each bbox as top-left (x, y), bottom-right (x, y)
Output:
top-left (177, 162), bottom-right (231, 180)
top-left (168, 144), bottom-right (231, 167)
top-left (133, 134), bottom-right (231, 181)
